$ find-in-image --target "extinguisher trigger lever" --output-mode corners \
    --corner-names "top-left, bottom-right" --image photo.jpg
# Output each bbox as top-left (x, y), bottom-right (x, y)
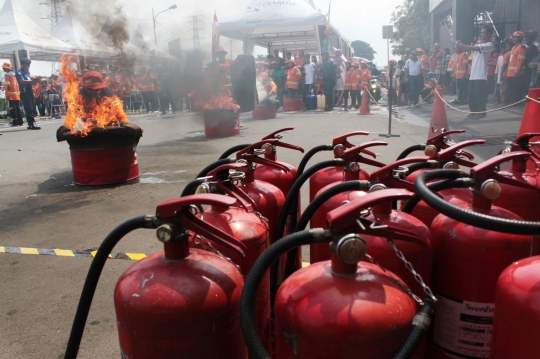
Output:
top-left (332, 131), bottom-right (370, 147)
top-left (248, 155), bottom-right (290, 173)
top-left (355, 217), bottom-right (428, 248)
top-left (426, 129), bottom-right (466, 148)
top-left (261, 127), bottom-right (295, 140)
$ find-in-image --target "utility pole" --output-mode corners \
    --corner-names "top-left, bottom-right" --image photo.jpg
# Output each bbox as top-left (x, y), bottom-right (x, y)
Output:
top-left (39, 0), bottom-right (66, 30)
top-left (188, 15), bottom-right (204, 51)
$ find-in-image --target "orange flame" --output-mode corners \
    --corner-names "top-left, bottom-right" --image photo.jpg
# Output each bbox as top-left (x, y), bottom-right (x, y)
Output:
top-left (193, 94), bottom-right (240, 111)
top-left (61, 54), bottom-right (128, 136)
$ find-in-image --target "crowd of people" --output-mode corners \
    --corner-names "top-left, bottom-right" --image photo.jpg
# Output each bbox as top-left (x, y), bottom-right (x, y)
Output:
top-left (394, 26), bottom-right (540, 118)
top-left (255, 49), bottom-right (375, 112)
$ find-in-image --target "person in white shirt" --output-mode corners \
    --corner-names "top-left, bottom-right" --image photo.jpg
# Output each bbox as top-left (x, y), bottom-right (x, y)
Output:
top-left (493, 44), bottom-right (505, 104)
top-left (456, 25), bottom-right (494, 117)
top-left (303, 53), bottom-right (316, 105)
top-left (404, 50), bottom-right (426, 105)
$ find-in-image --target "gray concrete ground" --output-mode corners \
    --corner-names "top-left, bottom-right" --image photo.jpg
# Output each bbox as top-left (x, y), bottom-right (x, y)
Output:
top-left (0, 96), bottom-right (525, 358)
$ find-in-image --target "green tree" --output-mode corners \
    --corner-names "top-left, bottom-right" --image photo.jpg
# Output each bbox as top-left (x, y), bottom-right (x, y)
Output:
top-left (391, 0), bottom-right (431, 56)
top-left (351, 40), bottom-right (376, 60)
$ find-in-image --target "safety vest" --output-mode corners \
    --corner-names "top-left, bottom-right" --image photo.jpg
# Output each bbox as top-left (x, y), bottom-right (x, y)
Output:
top-left (360, 68), bottom-right (371, 89)
top-left (4, 72), bottom-right (20, 101)
top-left (286, 67), bottom-right (301, 89)
top-left (454, 53), bottom-right (468, 79)
top-left (344, 68), bottom-right (354, 90)
top-left (119, 75), bottom-right (133, 98)
top-left (295, 58), bottom-right (304, 67)
top-left (508, 44), bottom-right (527, 77)
top-left (137, 73), bottom-right (154, 92)
top-left (419, 55), bottom-right (430, 73)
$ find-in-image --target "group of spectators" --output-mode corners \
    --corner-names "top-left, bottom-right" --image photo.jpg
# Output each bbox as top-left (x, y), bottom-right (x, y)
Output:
top-left (394, 25), bottom-right (540, 118)
top-left (256, 49), bottom-right (373, 112)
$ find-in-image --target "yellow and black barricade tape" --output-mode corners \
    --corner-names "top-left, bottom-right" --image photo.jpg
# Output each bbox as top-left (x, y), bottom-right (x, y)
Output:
top-left (0, 246), bottom-right (147, 261)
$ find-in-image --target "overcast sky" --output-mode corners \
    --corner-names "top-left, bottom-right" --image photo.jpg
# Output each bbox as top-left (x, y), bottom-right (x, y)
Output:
top-left (9, 0), bottom-right (406, 74)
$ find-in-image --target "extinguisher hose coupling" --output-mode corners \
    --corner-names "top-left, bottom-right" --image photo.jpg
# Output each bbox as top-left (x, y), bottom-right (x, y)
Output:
top-left (391, 299), bottom-right (435, 359)
top-left (241, 229), bottom-right (332, 359)
top-left (415, 169), bottom-right (540, 235)
top-left (65, 216), bottom-right (154, 359)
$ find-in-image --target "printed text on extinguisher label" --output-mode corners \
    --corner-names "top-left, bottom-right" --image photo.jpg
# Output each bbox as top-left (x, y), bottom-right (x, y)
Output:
top-left (433, 293), bottom-right (494, 358)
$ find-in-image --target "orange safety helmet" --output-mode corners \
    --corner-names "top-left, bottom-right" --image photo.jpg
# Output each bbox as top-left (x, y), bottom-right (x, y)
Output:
top-left (215, 46), bottom-right (228, 54)
top-left (81, 71), bottom-right (107, 90)
top-left (2, 62), bottom-right (12, 70)
top-left (513, 31), bottom-right (524, 38)
top-left (416, 48), bottom-right (423, 52)
top-left (352, 61), bottom-right (359, 67)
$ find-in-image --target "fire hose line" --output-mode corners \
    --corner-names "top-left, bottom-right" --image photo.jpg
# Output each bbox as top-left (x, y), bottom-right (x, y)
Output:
top-left (195, 158), bottom-right (234, 179)
top-left (64, 215), bottom-right (156, 359)
top-left (218, 144), bottom-right (251, 160)
top-left (401, 178), bottom-right (474, 214)
top-left (240, 228), bottom-right (434, 359)
top-left (415, 170), bottom-right (540, 235)
top-left (396, 144), bottom-right (427, 160)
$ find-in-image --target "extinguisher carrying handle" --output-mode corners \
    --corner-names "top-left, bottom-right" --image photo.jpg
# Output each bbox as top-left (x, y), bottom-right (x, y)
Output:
top-left (204, 162), bottom-right (256, 212)
top-left (391, 299), bottom-right (435, 359)
top-left (261, 127), bottom-right (295, 140)
top-left (435, 139), bottom-right (485, 167)
top-left (509, 132), bottom-right (540, 164)
top-left (326, 189), bottom-right (429, 248)
top-left (415, 169), bottom-right (540, 235)
top-left (332, 130), bottom-right (370, 147)
top-left (341, 140), bottom-right (388, 167)
top-left (369, 156), bottom-right (430, 191)
top-left (426, 129), bottom-right (466, 147)
top-left (241, 229), bottom-right (333, 359)
top-left (65, 215), bottom-right (157, 359)
top-left (247, 155), bottom-right (290, 173)
top-left (471, 151), bottom-right (540, 194)
top-left (236, 138), bottom-right (303, 159)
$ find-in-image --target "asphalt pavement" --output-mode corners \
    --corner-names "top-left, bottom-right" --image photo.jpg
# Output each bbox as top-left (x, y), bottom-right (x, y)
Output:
top-left (0, 97), bottom-right (527, 358)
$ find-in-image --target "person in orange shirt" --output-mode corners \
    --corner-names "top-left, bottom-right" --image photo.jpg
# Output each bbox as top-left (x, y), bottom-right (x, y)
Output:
top-left (136, 66), bottom-right (155, 113)
top-left (33, 80), bottom-right (46, 117)
top-left (285, 60), bottom-right (301, 96)
top-left (2, 62), bottom-right (24, 126)
top-left (118, 69), bottom-right (134, 112)
top-left (454, 46), bottom-right (469, 104)
top-left (507, 31), bottom-right (528, 103)
top-left (295, 49), bottom-right (305, 67)
top-left (418, 48), bottom-right (430, 76)
top-left (359, 61), bottom-right (371, 104)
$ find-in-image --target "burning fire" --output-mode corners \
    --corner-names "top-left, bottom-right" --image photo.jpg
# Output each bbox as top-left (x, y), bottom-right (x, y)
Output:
top-left (193, 94), bottom-right (240, 111)
top-left (61, 54), bottom-right (128, 136)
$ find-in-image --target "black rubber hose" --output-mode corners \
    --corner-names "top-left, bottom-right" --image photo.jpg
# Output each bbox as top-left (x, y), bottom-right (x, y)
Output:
top-left (296, 144), bottom-right (334, 177)
top-left (283, 180), bottom-right (370, 278)
top-left (415, 170), bottom-right (540, 235)
top-left (64, 216), bottom-right (153, 359)
top-left (396, 144), bottom-right (426, 160)
top-left (407, 161), bottom-right (436, 176)
top-left (401, 178), bottom-right (473, 214)
top-left (195, 158), bottom-right (234, 178)
top-left (391, 299), bottom-right (435, 359)
top-left (275, 159), bottom-right (343, 243)
top-left (181, 179), bottom-right (204, 197)
top-left (218, 144), bottom-right (250, 160)
top-left (271, 159), bottom-right (342, 302)
top-left (241, 229), bottom-right (331, 359)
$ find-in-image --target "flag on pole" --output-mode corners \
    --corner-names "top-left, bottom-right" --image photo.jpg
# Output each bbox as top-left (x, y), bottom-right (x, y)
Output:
top-left (322, 2), bottom-right (331, 53)
top-left (212, 11), bottom-right (220, 54)
top-left (325, 2), bottom-right (331, 36)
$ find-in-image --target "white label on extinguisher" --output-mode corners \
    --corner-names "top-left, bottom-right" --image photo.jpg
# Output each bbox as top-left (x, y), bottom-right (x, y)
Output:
top-left (433, 293), bottom-right (494, 358)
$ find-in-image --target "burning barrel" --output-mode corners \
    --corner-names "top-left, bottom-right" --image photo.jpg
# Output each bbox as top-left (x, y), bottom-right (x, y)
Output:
top-left (58, 125), bottom-right (143, 185)
top-left (252, 97), bottom-right (279, 120)
top-left (204, 109), bottom-right (240, 137)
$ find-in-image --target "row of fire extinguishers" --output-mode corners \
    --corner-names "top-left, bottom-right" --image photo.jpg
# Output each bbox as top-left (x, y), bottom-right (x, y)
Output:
top-left (63, 127), bottom-right (540, 359)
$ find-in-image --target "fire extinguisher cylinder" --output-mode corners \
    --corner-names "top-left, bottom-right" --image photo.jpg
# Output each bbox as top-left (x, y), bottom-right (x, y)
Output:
top-left (64, 215), bottom-right (157, 359)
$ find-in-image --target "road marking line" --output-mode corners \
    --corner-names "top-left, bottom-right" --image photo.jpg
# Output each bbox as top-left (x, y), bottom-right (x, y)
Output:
top-left (0, 246), bottom-right (312, 267)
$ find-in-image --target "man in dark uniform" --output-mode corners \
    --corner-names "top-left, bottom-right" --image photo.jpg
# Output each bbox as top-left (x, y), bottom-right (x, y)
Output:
top-left (320, 52), bottom-right (338, 111)
top-left (16, 58), bottom-right (41, 129)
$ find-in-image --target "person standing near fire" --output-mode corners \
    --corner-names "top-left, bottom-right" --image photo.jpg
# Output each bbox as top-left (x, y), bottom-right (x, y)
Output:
top-left (136, 66), bottom-right (155, 113)
top-left (215, 46), bottom-right (233, 92)
top-left (359, 61), bottom-right (371, 105)
top-left (16, 58), bottom-right (41, 129)
top-left (343, 60), bottom-right (353, 110)
top-left (320, 52), bottom-right (338, 111)
top-left (3, 62), bottom-right (24, 127)
top-left (118, 69), bottom-right (134, 112)
top-left (285, 60), bottom-right (301, 96)
top-left (33, 78), bottom-right (45, 117)
top-left (271, 60), bottom-right (286, 108)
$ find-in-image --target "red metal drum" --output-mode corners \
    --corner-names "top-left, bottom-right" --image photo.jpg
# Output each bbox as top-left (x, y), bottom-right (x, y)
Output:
top-left (70, 144), bottom-right (139, 185)
top-left (275, 255), bottom-right (416, 359)
top-left (204, 109), bottom-right (240, 137)
top-left (282, 96), bottom-right (303, 111)
top-left (252, 105), bottom-right (276, 119)
top-left (490, 256), bottom-right (540, 359)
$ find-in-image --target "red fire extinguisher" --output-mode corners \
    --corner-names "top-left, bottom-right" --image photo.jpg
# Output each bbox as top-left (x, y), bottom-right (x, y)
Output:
top-left (308, 131), bottom-right (378, 201)
top-left (490, 255), bottom-right (540, 358)
top-left (64, 194), bottom-right (249, 359)
top-left (414, 152), bottom-right (536, 359)
top-left (241, 189), bottom-right (436, 359)
top-left (405, 139), bottom-right (485, 226)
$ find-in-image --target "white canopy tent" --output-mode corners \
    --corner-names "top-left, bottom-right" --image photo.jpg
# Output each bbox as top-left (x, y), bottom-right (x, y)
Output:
top-left (0, 0), bottom-right (75, 61)
top-left (216, 0), bottom-right (352, 57)
top-left (53, 7), bottom-right (115, 58)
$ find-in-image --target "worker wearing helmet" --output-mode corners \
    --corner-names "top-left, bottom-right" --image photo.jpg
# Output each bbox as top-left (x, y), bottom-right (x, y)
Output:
top-left (215, 46), bottom-right (233, 91)
top-left (285, 60), bottom-right (301, 96)
top-left (3, 62), bottom-right (24, 127)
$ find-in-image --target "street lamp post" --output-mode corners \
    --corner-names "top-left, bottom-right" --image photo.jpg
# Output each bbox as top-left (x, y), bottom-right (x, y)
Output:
top-left (153, 4), bottom-right (177, 45)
